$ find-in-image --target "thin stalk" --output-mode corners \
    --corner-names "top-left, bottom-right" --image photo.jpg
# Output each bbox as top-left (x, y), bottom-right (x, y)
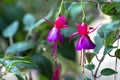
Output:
top-left (57, 0), bottom-right (64, 17)
top-left (9, 37), bottom-right (13, 45)
top-left (108, 53), bottom-right (115, 57)
top-left (80, 0), bottom-right (86, 22)
top-left (95, 55), bottom-right (101, 61)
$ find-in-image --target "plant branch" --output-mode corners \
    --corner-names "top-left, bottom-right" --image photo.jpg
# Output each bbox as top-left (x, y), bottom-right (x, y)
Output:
top-left (95, 55), bottom-right (101, 61)
top-left (108, 53), bottom-right (116, 57)
top-left (96, 74), bottom-right (102, 78)
top-left (114, 58), bottom-right (118, 80)
top-left (93, 53), bottom-right (105, 80)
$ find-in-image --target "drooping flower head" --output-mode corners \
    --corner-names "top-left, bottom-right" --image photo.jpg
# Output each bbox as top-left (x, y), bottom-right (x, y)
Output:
top-left (52, 64), bottom-right (61, 80)
top-left (45, 15), bottom-right (68, 61)
top-left (70, 22), bottom-right (101, 73)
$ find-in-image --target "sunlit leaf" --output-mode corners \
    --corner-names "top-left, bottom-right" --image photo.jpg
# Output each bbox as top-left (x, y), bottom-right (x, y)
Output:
top-left (6, 41), bottom-right (35, 53)
top-left (105, 31), bottom-right (114, 46)
top-left (115, 49), bottom-right (120, 59)
top-left (102, 2), bottom-right (120, 15)
top-left (101, 68), bottom-right (117, 76)
top-left (86, 53), bottom-right (95, 63)
top-left (2, 21), bottom-right (19, 38)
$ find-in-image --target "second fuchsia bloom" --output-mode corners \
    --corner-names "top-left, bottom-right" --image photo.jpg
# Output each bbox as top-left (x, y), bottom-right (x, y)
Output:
top-left (70, 23), bottom-right (100, 73)
top-left (46, 15), bottom-right (68, 60)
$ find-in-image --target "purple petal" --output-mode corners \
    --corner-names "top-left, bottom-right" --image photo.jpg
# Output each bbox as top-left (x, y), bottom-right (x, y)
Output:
top-left (47, 27), bottom-right (59, 42)
top-left (76, 35), bottom-right (95, 50)
top-left (58, 31), bottom-right (64, 43)
top-left (47, 27), bottom-right (64, 43)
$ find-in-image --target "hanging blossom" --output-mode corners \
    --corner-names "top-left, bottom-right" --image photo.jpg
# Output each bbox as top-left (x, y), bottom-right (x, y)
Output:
top-left (45, 15), bottom-right (68, 61)
top-left (52, 64), bottom-right (61, 80)
top-left (70, 22), bottom-right (101, 73)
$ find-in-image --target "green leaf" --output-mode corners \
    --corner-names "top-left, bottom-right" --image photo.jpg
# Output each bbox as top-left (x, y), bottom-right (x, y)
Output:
top-left (84, 77), bottom-right (91, 80)
top-left (85, 64), bottom-right (95, 71)
top-left (6, 41), bottom-right (35, 53)
top-left (115, 49), bottom-right (120, 59)
top-left (0, 58), bottom-right (8, 66)
top-left (23, 13), bottom-right (35, 27)
top-left (24, 9), bottom-right (53, 31)
top-left (9, 67), bottom-right (23, 74)
top-left (23, 13), bottom-right (36, 31)
top-left (114, 0), bottom-right (120, 2)
top-left (105, 31), bottom-right (114, 46)
top-left (86, 53), bottom-right (95, 63)
top-left (7, 60), bottom-right (31, 69)
top-left (67, 2), bottom-right (82, 20)
top-left (102, 2), bottom-right (120, 15)
top-left (5, 56), bottom-right (33, 62)
top-left (101, 68), bottom-right (117, 76)
top-left (58, 38), bottom-right (76, 61)
top-left (15, 74), bottom-right (24, 80)
top-left (62, 27), bottom-right (76, 37)
top-left (62, 75), bottom-right (75, 80)
top-left (30, 53), bottom-right (53, 79)
top-left (97, 20), bottom-right (120, 38)
top-left (104, 46), bottom-right (116, 55)
top-left (2, 21), bottom-right (19, 38)
top-left (94, 36), bottom-right (104, 53)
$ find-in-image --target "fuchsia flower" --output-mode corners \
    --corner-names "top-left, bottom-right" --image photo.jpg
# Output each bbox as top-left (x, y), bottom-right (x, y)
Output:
top-left (52, 64), bottom-right (61, 80)
top-left (45, 15), bottom-right (68, 60)
top-left (70, 23), bottom-right (101, 73)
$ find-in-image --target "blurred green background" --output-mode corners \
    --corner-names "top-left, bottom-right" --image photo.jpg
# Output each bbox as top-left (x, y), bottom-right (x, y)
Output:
top-left (0, 0), bottom-right (120, 80)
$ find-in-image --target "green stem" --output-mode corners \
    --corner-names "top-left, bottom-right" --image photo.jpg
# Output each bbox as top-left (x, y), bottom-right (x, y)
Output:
top-left (81, 0), bottom-right (86, 22)
top-left (57, 0), bottom-right (64, 17)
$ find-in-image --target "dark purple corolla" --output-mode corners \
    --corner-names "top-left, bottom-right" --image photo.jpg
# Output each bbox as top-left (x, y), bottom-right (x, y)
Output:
top-left (70, 23), bottom-right (101, 73)
top-left (45, 15), bottom-right (68, 61)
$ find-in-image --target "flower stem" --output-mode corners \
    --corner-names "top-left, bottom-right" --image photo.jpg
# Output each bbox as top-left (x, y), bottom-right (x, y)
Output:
top-left (57, 0), bottom-right (64, 17)
top-left (80, 0), bottom-right (86, 22)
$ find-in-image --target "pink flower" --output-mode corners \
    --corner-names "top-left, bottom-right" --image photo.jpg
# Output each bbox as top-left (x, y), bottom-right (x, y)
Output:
top-left (45, 15), bottom-right (68, 61)
top-left (52, 64), bottom-right (61, 80)
top-left (70, 23), bottom-right (101, 73)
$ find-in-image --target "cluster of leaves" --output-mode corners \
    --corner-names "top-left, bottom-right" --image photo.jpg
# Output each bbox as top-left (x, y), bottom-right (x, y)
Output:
top-left (83, 1), bottom-right (120, 80)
